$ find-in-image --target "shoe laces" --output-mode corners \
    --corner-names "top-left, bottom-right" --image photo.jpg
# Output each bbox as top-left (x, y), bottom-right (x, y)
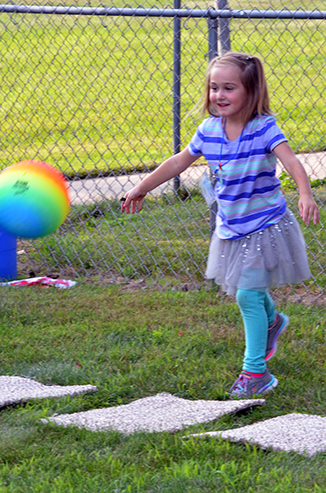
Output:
top-left (231, 373), bottom-right (250, 393)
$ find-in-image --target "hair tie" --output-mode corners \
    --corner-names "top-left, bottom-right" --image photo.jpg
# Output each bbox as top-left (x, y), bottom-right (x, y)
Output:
top-left (246, 56), bottom-right (254, 61)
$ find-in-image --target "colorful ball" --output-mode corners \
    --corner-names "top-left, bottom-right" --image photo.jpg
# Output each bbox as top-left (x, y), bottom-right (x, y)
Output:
top-left (0, 160), bottom-right (70, 238)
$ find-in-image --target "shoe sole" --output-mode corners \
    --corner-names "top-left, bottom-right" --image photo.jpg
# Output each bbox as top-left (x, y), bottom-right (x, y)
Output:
top-left (265, 315), bottom-right (290, 362)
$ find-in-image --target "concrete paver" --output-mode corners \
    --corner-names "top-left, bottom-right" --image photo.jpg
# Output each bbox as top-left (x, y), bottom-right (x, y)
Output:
top-left (44, 393), bottom-right (265, 433)
top-left (188, 413), bottom-right (326, 457)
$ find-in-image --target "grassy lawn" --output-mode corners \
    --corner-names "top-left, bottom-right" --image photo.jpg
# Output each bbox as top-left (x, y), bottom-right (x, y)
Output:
top-left (0, 5), bottom-right (325, 178)
top-left (0, 284), bottom-right (326, 491)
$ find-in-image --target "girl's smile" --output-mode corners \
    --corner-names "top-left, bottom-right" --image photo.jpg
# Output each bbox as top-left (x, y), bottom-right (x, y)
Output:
top-left (209, 65), bottom-right (247, 123)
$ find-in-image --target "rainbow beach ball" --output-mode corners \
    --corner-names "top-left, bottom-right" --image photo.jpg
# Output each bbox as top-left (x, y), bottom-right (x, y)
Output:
top-left (0, 160), bottom-right (70, 238)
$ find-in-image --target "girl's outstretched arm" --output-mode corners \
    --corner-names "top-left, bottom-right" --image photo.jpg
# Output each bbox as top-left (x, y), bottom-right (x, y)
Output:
top-left (121, 148), bottom-right (198, 214)
top-left (274, 142), bottom-right (320, 225)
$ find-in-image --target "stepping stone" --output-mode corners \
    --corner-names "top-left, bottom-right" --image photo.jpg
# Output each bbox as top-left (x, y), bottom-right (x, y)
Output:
top-left (45, 392), bottom-right (265, 433)
top-left (0, 376), bottom-right (97, 408)
top-left (186, 413), bottom-right (326, 457)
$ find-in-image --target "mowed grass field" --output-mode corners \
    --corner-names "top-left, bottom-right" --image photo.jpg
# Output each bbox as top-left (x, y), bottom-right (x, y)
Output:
top-left (0, 284), bottom-right (326, 491)
top-left (0, 3), bottom-right (325, 178)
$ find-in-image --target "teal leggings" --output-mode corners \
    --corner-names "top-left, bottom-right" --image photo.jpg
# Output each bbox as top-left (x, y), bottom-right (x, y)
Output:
top-left (236, 289), bottom-right (276, 373)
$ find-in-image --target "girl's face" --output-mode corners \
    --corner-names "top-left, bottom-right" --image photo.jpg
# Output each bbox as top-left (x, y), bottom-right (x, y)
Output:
top-left (209, 64), bottom-right (247, 123)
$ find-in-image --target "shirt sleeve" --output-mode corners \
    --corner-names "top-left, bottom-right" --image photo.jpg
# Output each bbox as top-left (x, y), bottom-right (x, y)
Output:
top-left (187, 120), bottom-right (206, 157)
top-left (264, 117), bottom-right (288, 153)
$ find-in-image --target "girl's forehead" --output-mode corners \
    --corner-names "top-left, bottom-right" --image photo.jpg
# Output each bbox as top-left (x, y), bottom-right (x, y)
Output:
top-left (210, 64), bottom-right (243, 83)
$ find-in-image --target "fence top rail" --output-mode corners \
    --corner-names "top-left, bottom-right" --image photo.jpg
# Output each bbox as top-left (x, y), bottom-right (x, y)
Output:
top-left (0, 4), bottom-right (326, 19)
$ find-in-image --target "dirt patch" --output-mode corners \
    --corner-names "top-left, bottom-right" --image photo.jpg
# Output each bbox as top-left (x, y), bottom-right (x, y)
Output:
top-left (15, 242), bottom-right (325, 305)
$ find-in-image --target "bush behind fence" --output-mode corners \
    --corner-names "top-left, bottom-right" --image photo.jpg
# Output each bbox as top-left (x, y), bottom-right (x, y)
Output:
top-left (4, 1), bottom-right (325, 299)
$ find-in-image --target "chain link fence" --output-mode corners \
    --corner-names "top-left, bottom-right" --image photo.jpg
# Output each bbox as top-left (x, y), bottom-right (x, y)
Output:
top-left (2, 1), bottom-right (325, 298)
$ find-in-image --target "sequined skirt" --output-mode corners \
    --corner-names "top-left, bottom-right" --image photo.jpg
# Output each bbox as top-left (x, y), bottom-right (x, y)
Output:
top-left (206, 209), bottom-right (311, 295)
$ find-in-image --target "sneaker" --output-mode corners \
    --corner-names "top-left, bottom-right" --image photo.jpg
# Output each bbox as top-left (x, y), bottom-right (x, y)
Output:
top-left (229, 369), bottom-right (278, 399)
top-left (265, 313), bottom-right (289, 362)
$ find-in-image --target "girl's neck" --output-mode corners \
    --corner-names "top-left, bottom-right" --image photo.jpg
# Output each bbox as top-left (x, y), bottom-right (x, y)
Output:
top-left (223, 117), bottom-right (245, 142)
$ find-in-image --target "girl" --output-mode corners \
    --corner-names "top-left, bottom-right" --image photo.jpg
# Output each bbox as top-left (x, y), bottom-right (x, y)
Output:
top-left (121, 52), bottom-right (320, 398)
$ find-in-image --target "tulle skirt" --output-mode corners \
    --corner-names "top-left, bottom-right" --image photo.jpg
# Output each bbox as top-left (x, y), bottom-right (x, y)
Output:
top-left (206, 209), bottom-right (311, 295)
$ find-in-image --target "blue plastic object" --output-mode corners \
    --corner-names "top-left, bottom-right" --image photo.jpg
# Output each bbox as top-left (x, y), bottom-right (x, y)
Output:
top-left (0, 227), bottom-right (17, 280)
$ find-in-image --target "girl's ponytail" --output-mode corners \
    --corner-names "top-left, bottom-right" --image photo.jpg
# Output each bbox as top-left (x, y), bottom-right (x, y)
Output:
top-left (252, 55), bottom-right (272, 119)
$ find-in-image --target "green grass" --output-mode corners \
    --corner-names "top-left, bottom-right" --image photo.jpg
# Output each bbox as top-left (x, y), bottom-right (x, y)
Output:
top-left (0, 6), bottom-right (325, 178)
top-left (0, 284), bottom-right (326, 491)
top-left (0, 14), bottom-right (208, 177)
top-left (231, 20), bottom-right (326, 152)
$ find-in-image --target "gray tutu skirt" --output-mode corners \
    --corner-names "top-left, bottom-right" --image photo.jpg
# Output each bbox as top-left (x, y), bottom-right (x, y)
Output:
top-left (206, 209), bottom-right (311, 295)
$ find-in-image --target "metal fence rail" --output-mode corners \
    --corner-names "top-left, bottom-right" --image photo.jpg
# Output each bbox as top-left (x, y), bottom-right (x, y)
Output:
top-left (1, 5), bottom-right (326, 18)
top-left (2, 2), bottom-right (324, 299)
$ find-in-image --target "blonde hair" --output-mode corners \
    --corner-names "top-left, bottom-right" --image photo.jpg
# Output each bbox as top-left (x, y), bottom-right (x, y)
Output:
top-left (202, 52), bottom-right (274, 125)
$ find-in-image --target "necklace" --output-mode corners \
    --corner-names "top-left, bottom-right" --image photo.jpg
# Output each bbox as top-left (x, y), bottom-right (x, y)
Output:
top-left (215, 118), bottom-right (244, 187)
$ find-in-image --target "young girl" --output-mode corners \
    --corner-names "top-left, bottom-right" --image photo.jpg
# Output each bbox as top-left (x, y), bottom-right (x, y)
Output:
top-left (121, 52), bottom-right (320, 398)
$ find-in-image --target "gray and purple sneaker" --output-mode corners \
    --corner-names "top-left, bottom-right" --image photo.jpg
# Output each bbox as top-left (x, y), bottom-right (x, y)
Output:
top-left (265, 313), bottom-right (289, 362)
top-left (229, 369), bottom-right (278, 399)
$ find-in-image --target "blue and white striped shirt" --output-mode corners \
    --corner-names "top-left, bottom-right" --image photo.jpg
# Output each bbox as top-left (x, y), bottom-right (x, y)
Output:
top-left (188, 115), bottom-right (287, 240)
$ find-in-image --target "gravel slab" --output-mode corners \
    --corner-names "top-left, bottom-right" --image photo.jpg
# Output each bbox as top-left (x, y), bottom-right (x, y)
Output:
top-left (0, 376), bottom-right (97, 408)
top-left (187, 413), bottom-right (326, 457)
top-left (44, 392), bottom-right (265, 433)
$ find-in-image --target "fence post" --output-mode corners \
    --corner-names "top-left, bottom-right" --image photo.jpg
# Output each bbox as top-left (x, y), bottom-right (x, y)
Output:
top-left (207, 13), bottom-right (218, 240)
top-left (208, 1), bottom-right (230, 238)
top-left (208, 12), bottom-right (218, 60)
top-left (216, 0), bottom-right (231, 54)
top-left (207, 11), bottom-right (220, 291)
top-left (173, 0), bottom-right (181, 193)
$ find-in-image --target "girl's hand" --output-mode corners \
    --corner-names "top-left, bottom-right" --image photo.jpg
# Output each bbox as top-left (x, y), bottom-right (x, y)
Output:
top-left (120, 148), bottom-right (198, 214)
top-left (298, 194), bottom-right (320, 225)
top-left (121, 187), bottom-right (147, 214)
top-left (273, 143), bottom-right (320, 226)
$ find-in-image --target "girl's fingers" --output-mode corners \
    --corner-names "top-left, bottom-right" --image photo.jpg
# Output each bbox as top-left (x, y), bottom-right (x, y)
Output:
top-left (303, 206), bottom-right (320, 225)
top-left (121, 197), bottom-right (130, 213)
top-left (136, 198), bottom-right (143, 212)
top-left (120, 197), bottom-right (127, 212)
top-left (131, 197), bottom-right (144, 214)
top-left (121, 196), bottom-right (133, 214)
top-left (299, 198), bottom-right (320, 225)
top-left (121, 195), bottom-right (145, 214)
top-left (304, 207), bottom-right (313, 225)
top-left (313, 206), bottom-right (321, 225)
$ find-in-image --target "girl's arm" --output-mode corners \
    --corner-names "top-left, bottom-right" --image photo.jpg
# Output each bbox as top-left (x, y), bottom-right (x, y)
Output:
top-left (121, 147), bottom-right (199, 214)
top-left (274, 142), bottom-right (320, 225)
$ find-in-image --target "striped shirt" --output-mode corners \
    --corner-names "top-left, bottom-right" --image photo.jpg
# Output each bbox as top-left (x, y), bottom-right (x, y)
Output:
top-left (188, 115), bottom-right (287, 240)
